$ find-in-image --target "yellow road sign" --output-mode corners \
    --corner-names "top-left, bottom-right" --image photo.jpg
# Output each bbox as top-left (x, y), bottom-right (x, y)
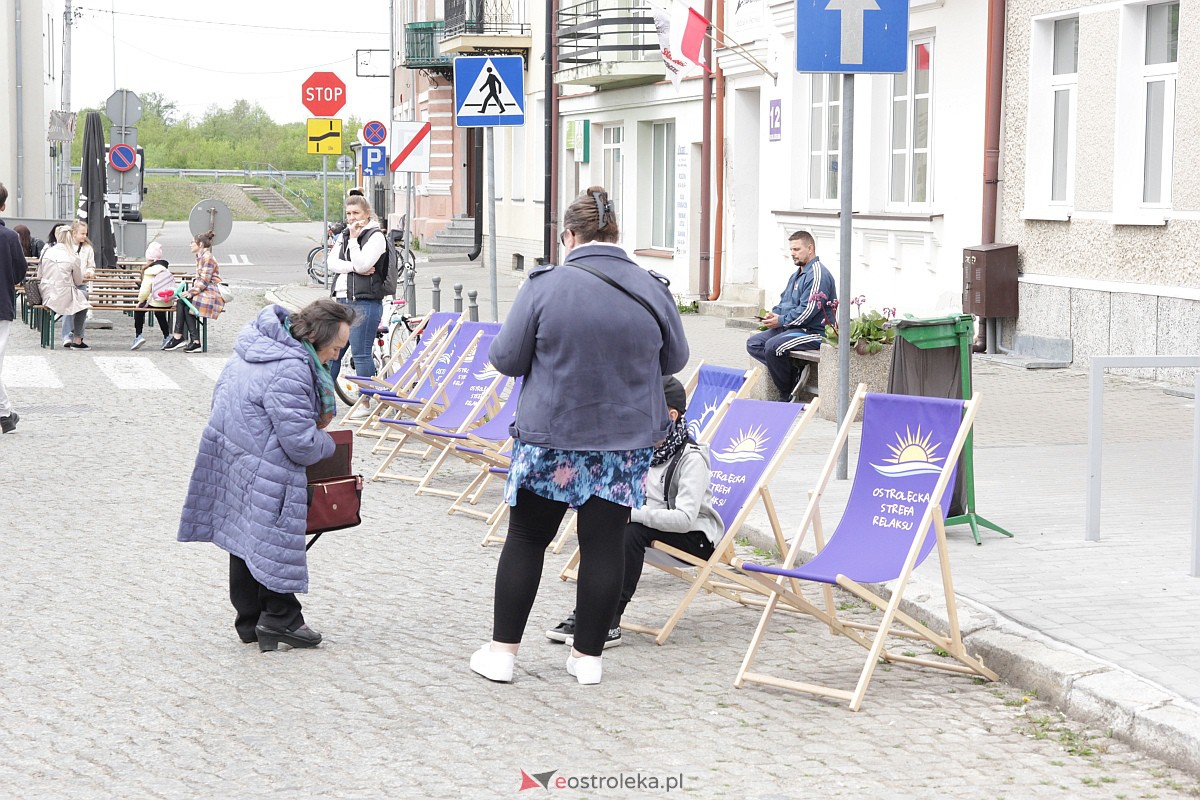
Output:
top-left (307, 118), bottom-right (343, 155)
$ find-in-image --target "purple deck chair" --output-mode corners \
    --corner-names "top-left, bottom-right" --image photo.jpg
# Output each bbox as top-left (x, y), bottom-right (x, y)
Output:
top-left (372, 333), bottom-right (504, 480)
top-left (419, 377), bottom-right (523, 501)
top-left (559, 397), bottom-right (820, 644)
top-left (735, 388), bottom-right (997, 711)
top-left (684, 363), bottom-right (756, 442)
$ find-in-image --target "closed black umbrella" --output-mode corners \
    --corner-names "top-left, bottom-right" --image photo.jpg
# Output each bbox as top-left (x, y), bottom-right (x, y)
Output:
top-left (78, 111), bottom-right (116, 268)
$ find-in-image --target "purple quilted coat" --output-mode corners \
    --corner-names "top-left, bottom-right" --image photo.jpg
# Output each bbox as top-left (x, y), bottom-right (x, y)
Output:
top-left (177, 305), bottom-right (335, 593)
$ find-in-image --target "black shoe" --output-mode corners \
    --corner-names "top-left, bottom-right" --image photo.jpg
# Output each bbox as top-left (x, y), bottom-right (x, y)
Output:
top-left (546, 614), bottom-right (575, 643)
top-left (165, 337), bottom-right (189, 351)
top-left (238, 632), bottom-right (258, 644)
top-left (256, 623), bottom-right (322, 652)
top-left (73, 341), bottom-right (90, 350)
top-left (184, 341), bottom-right (202, 353)
top-left (0, 413), bottom-right (18, 434)
top-left (603, 626), bottom-right (622, 649)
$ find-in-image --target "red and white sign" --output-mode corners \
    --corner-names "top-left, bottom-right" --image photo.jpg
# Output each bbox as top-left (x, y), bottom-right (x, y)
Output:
top-left (302, 72), bottom-right (346, 117)
top-left (390, 121), bottom-right (433, 174)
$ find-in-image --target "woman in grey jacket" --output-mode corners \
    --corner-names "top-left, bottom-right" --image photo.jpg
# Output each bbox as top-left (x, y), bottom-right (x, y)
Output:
top-left (547, 376), bottom-right (724, 648)
top-left (471, 186), bottom-right (689, 686)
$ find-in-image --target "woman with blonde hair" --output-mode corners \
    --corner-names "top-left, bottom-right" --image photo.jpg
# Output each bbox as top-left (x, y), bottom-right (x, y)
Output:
top-left (40, 227), bottom-right (92, 349)
top-left (69, 220), bottom-right (96, 282)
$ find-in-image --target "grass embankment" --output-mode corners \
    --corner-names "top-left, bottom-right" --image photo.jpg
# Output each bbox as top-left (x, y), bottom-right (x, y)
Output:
top-left (140, 176), bottom-right (345, 222)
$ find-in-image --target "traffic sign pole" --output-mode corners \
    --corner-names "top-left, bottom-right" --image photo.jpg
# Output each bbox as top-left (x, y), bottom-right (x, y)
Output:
top-left (322, 155), bottom-right (329, 289)
top-left (486, 128), bottom-right (498, 322)
top-left (836, 74), bottom-right (855, 481)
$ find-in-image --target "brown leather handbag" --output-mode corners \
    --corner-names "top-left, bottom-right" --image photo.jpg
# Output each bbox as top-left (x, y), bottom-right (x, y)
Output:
top-left (305, 429), bottom-right (362, 549)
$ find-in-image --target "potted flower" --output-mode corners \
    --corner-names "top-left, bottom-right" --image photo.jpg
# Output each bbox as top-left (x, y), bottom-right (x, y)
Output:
top-left (817, 297), bottom-right (897, 421)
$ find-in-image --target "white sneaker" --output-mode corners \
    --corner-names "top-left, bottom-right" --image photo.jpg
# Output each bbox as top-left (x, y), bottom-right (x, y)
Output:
top-left (347, 402), bottom-right (373, 420)
top-left (131, 335), bottom-right (146, 351)
top-left (566, 653), bottom-right (603, 685)
top-left (470, 644), bottom-right (515, 683)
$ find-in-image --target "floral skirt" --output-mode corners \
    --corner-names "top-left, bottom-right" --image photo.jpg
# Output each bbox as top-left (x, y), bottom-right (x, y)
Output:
top-left (504, 440), bottom-right (653, 510)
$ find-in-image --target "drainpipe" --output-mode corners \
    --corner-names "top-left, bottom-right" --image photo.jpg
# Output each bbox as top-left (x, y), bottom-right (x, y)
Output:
top-left (978, 0), bottom-right (1007, 351)
top-left (698, 0), bottom-right (714, 297)
top-left (544, 0), bottom-right (557, 265)
top-left (468, 129), bottom-right (484, 260)
top-left (15, 0), bottom-right (25, 214)
top-left (708, 0), bottom-right (726, 300)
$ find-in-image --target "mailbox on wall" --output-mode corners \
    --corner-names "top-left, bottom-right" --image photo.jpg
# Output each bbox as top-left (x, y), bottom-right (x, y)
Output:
top-left (962, 243), bottom-right (1019, 318)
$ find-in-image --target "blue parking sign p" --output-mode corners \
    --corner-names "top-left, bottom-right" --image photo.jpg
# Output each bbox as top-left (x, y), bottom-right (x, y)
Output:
top-left (362, 145), bottom-right (387, 176)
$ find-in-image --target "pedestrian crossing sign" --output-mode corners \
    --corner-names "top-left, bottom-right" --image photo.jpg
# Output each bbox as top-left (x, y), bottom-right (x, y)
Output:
top-left (453, 55), bottom-right (525, 128)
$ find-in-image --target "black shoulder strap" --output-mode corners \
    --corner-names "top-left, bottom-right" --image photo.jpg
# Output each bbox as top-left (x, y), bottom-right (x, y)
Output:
top-left (566, 259), bottom-right (667, 347)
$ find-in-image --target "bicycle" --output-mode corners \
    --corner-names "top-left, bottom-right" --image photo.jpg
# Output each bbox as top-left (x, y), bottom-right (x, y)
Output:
top-left (333, 297), bottom-right (422, 406)
top-left (306, 221), bottom-right (346, 284)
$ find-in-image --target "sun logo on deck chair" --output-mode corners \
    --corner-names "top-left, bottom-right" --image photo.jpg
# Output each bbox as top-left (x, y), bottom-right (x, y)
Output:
top-left (712, 425), bottom-right (770, 463)
top-left (687, 399), bottom-right (721, 440)
top-left (872, 425), bottom-right (944, 477)
top-left (473, 361), bottom-right (500, 380)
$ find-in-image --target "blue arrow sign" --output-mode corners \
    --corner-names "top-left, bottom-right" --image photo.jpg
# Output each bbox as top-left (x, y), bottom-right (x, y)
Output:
top-left (453, 55), bottom-right (525, 128)
top-left (109, 143), bottom-right (137, 172)
top-left (361, 145), bottom-right (387, 176)
top-left (795, 0), bottom-right (908, 74)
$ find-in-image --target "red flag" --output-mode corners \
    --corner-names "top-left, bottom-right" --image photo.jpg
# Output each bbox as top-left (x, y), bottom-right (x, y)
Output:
top-left (650, 0), bottom-right (712, 82)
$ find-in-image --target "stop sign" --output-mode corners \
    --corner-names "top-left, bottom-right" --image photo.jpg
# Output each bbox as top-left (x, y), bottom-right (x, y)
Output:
top-left (302, 72), bottom-right (346, 117)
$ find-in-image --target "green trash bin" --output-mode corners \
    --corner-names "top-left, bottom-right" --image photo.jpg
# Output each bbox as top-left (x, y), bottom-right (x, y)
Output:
top-left (887, 314), bottom-right (1011, 545)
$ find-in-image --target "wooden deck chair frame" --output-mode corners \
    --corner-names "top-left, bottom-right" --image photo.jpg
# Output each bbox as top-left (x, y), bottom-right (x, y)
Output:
top-left (733, 386), bottom-right (997, 711)
top-left (442, 440), bottom-right (513, 515)
top-left (557, 399), bottom-right (820, 644)
top-left (371, 372), bottom-right (509, 485)
top-left (369, 329), bottom-right (490, 474)
top-left (367, 322), bottom-right (499, 452)
top-left (544, 363), bottom-right (762, 556)
top-left (415, 380), bottom-right (521, 500)
top-left (337, 312), bottom-right (464, 436)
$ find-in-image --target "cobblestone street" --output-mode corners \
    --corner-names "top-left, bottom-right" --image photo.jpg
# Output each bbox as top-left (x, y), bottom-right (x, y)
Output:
top-left (2, 289), bottom-right (1199, 798)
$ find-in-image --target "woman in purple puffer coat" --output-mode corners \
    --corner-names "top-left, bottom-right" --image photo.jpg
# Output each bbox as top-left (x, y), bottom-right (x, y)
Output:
top-left (178, 299), bottom-right (353, 651)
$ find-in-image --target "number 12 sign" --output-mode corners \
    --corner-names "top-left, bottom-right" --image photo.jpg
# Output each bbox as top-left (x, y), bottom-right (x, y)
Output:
top-left (768, 99), bottom-right (782, 142)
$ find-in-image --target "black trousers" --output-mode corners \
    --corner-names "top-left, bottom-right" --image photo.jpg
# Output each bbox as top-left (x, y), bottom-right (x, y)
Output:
top-left (135, 306), bottom-right (171, 337)
top-left (617, 522), bottom-right (715, 622)
top-left (493, 489), bottom-right (628, 657)
top-left (229, 554), bottom-right (304, 643)
top-left (173, 298), bottom-right (200, 342)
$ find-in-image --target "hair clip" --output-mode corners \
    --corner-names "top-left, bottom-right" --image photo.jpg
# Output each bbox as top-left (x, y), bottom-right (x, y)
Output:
top-left (592, 191), bottom-right (608, 229)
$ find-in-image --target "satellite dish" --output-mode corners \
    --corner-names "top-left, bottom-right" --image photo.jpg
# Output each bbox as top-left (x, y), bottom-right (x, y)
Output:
top-left (188, 199), bottom-right (233, 246)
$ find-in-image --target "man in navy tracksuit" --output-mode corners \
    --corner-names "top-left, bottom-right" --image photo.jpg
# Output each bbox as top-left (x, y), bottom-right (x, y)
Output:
top-left (746, 230), bottom-right (837, 396)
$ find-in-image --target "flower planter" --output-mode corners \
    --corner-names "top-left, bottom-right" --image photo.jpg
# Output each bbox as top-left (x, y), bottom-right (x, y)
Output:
top-left (816, 342), bottom-right (893, 422)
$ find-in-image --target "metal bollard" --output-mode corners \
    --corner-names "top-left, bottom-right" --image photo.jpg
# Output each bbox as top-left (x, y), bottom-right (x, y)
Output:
top-left (404, 267), bottom-right (418, 315)
top-left (453, 283), bottom-right (464, 313)
top-left (468, 289), bottom-right (479, 322)
top-left (431, 276), bottom-right (441, 312)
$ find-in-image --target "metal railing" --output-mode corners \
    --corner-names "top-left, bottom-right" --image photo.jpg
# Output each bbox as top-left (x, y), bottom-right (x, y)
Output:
top-left (557, 0), bottom-right (659, 66)
top-left (405, 21), bottom-right (452, 69)
top-left (443, 0), bottom-right (530, 37)
top-left (241, 162), bottom-right (315, 209)
top-left (1086, 355), bottom-right (1200, 577)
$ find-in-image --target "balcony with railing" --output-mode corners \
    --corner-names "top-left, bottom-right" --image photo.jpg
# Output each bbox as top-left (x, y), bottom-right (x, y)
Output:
top-left (405, 21), bottom-right (454, 71)
top-left (555, 0), bottom-right (664, 87)
top-left (441, 0), bottom-right (532, 54)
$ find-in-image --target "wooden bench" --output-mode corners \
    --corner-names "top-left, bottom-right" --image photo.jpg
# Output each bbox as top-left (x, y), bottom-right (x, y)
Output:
top-left (787, 349), bottom-right (820, 402)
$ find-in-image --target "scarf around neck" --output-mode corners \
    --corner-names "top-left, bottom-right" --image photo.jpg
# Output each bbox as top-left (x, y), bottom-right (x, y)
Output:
top-left (652, 416), bottom-right (691, 466)
top-left (283, 317), bottom-right (337, 419)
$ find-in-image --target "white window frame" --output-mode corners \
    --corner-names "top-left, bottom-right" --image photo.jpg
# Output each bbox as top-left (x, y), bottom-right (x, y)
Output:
top-left (511, 123), bottom-right (526, 201)
top-left (1048, 17), bottom-right (1079, 206)
top-left (1140, 1), bottom-right (1178, 207)
top-left (888, 35), bottom-right (934, 209)
top-left (807, 74), bottom-right (840, 207)
top-left (601, 125), bottom-right (623, 230)
top-left (651, 121), bottom-right (676, 249)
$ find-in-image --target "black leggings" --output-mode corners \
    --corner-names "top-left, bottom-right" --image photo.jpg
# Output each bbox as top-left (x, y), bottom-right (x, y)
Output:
top-left (173, 298), bottom-right (200, 342)
top-left (135, 307), bottom-right (171, 337)
top-left (492, 489), bottom-right (628, 657)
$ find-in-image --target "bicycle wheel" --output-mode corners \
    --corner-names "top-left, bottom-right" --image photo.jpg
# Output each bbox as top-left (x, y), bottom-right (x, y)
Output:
top-left (333, 348), bottom-right (386, 407)
top-left (386, 313), bottom-right (419, 366)
top-left (307, 246), bottom-right (328, 283)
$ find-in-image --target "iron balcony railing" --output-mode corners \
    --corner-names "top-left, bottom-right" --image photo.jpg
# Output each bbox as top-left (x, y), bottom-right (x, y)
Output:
top-left (405, 21), bottom-right (452, 69)
top-left (444, 0), bottom-right (531, 38)
top-left (557, 0), bottom-right (659, 66)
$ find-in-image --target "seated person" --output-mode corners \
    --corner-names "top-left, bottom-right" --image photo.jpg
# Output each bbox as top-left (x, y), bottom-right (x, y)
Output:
top-left (132, 242), bottom-right (174, 350)
top-left (546, 376), bottom-right (725, 648)
top-left (746, 230), bottom-right (837, 396)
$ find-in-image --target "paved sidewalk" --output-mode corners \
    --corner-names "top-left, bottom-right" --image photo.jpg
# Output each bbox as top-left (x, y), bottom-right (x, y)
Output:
top-left (274, 265), bottom-right (1200, 774)
top-left (0, 262), bottom-right (1196, 797)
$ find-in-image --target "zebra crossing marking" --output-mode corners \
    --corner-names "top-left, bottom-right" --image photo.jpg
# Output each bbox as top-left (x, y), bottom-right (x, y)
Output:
top-left (93, 357), bottom-right (180, 391)
top-left (1, 356), bottom-right (64, 388)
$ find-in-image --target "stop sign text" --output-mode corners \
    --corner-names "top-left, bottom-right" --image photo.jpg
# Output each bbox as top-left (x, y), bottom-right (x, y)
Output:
top-left (301, 72), bottom-right (347, 117)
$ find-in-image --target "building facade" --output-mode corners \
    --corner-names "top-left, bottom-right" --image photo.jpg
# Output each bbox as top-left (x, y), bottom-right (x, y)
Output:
top-left (1000, 0), bottom-right (1196, 381)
